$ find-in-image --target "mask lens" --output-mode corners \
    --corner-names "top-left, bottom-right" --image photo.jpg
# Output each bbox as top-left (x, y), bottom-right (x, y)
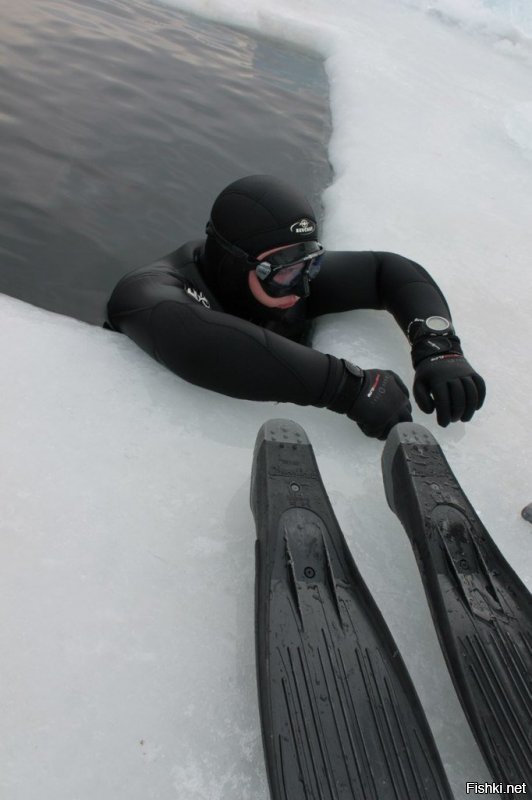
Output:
top-left (307, 255), bottom-right (322, 279)
top-left (254, 246), bottom-right (324, 298)
top-left (266, 241), bottom-right (323, 269)
top-left (271, 262), bottom-right (306, 286)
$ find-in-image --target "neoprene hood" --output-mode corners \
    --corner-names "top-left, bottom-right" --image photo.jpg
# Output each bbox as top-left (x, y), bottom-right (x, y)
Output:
top-left (207, 174), bottom-right (318, 258)
top-left (201, 174), bottom-right (319, 324)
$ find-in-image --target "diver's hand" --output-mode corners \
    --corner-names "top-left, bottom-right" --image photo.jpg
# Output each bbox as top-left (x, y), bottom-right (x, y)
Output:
top-left (413, 354), bottom-right (486, 427)
top-left (327, 361), bottom-right (412, 440)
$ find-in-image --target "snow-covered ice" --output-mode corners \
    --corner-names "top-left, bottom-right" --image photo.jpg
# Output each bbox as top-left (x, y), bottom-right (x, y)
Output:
top-left (2, 0), bottom-right (531, 797)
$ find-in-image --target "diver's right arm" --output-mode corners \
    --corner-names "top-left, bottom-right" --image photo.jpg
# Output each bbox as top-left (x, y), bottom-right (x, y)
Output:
top-left (109, 294), bottom-right (411, 440)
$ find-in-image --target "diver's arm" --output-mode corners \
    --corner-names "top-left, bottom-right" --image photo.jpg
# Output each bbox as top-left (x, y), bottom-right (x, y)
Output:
top-left (308, 250), bottom-right (451, 331)
top-left (113, 298), bottom-right (411, 440)
top-left (309, 250), bottom-right (485, 426)
top-left (106, 258), bottom-right (337, 404)
top-left (148, 299), bottom-right (334, 405)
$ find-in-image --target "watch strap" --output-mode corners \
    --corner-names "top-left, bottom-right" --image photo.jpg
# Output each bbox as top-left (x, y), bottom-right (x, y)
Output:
top-left (411, 334), bottom-right (463, 368)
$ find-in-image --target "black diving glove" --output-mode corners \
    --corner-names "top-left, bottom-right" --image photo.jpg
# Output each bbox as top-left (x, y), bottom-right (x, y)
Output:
top-left (327, 361), bottom-right (412, 441)
top-left (412, 337), bottom-right (486, 427)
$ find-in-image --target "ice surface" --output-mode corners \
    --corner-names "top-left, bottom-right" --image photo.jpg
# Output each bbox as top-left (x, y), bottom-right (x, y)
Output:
top-left (2, 0), bottom-right (532, 798)
top-left (504, 101), bottom-right (532, 159)
top-left (395, 0), bottom-right (532, 52)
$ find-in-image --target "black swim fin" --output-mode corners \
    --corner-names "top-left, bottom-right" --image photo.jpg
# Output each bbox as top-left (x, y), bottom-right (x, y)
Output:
top-left (250, 419), bottom-right (453, 800)
top-left (522, 503), bottom-right (532, 524)
top-left (382, 423), bottom-right (532, 790)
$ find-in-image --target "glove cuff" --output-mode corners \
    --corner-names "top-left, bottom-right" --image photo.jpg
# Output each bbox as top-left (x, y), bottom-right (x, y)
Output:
top-left (411, 334), bottom-right (463, 368)
top-left (326, 360), bottom-right (364, 414)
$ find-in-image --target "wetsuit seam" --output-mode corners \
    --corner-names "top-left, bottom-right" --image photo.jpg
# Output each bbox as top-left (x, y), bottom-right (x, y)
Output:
top-left (372, 251), bottom-right (384, 304)
top-left (373, 252), bottom-right (430, 293)
top-left (115, 270), bottom-right (172, 286)
top-left (393, 277), bottom-right (437, 288)
top-left (209, 308), bottom-right (317, 399)
top-left (110, 305), bottom-right (159, 321)
top-left (374, 251), bottom-right (450, 309)
top-left (151, 300), bottom-right (323, 404)
top-left (263, 339), bottom-right (322, 403)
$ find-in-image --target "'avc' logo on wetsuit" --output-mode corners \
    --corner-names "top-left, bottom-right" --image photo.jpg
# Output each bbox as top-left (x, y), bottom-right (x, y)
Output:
top-left (186, 286), bottom-right (211, 308)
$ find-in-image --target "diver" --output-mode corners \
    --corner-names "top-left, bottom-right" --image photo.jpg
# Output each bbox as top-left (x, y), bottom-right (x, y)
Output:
top-left (106, 174), bottom-right (485, 440)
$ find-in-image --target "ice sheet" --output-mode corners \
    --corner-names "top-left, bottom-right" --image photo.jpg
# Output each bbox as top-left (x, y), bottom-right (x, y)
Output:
top-left (2, 0), bottom-right (531, 797)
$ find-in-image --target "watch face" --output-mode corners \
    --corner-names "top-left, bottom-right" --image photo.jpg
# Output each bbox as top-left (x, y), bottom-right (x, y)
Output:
top-left (426, 315), bottom-right (450, 332)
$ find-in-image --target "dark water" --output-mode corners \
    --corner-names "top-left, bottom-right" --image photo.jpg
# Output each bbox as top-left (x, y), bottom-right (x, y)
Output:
top-left (0, 0), bottom-right (332, 324)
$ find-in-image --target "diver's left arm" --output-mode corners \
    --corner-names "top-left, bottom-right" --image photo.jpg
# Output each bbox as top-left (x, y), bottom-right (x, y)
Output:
top-left (309, 250), bottom-right (486, 427)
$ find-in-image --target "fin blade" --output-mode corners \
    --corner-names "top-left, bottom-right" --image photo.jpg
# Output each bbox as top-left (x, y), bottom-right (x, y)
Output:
top-left (382, 422), bottom-right (532, 790)
top-left (252, 419), bottom-right (453, 799)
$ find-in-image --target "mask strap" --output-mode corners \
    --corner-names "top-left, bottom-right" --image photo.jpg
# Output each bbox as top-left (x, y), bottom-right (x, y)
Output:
top-left (205, 220), bottom-right (258, 268)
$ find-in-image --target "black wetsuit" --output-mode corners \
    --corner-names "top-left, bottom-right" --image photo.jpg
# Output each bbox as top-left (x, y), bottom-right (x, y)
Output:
top-left (107, 239), bottom-right (452, 409)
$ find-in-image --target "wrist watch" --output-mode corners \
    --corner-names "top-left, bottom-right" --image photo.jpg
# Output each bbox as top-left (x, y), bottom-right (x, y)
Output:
top-left (408, 316), bottom-right (454, 343)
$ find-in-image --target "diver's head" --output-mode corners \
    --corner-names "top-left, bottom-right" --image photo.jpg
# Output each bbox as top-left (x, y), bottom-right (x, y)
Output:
top-left (204, 174), bottom-right (323, 307)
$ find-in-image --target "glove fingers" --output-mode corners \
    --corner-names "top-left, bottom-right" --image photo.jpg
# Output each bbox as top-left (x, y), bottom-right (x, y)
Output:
top-left (449, 379), bottom-right (467, 423)
top-left (473, 373), bottom-right (487, 409)
top-left (414, 356), bottom-right (486, 427)
top-left (395, 374), bottom-right (410, 398)
top-left (432, 384), bottom-right (452, 427)
top-left (360, 399), bottom-right (413, 441)
top-left (396, 403), bottom-right (414, 426)
top-left (461, 377), bottom-right (480, 422)
top-left (413, 379), bottom-right (435, 414)
top-left (431, 377), bottom-right (484, 426)
top-left (377, 403), bottom-right (413, 440)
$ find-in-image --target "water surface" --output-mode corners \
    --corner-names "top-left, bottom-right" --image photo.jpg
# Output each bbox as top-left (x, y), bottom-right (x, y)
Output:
top-left (0, 0), bottom-right (332, 323)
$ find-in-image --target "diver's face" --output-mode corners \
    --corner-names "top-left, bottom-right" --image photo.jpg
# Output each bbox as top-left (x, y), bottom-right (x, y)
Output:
top-left (247, 245), bottom-right (302, 309)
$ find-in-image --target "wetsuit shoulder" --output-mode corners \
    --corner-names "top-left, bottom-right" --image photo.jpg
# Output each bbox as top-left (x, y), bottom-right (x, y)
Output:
top-left (106, 238), bottom-right (224, 353)
top-left (107, 238), bottom-right (221, 320)
top-left (108, 239), bottom-right (217, 312)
